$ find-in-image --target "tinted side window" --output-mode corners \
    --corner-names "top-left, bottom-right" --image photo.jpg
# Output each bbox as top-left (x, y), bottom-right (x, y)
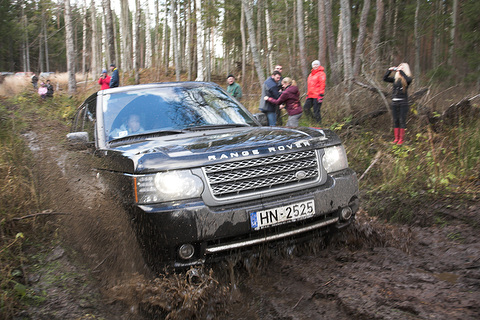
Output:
top-left (71, 98), bottom-right (96, 141)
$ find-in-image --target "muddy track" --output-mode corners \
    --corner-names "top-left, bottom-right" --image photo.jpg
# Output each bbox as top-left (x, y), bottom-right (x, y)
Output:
top-left (23, 117), bottom-right (480, 319)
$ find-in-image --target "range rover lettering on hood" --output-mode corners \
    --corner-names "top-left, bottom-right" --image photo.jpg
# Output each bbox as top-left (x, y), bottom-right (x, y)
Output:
top-left (207, 140), bottom-right (311, 161)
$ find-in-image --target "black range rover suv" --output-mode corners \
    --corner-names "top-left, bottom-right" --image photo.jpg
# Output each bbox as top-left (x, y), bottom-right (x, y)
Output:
top-left (68, 82), bottom-right (359, 268)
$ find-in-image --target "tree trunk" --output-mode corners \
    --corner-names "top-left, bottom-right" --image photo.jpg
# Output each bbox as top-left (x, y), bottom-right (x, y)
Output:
top-left (371, 0), bottom-right (384, 69)
top-left (195, 0), bottom-right (204, 81)
top-left (296, 0), bottom-right (309, 81)
top-left (82, 0), bottom-right (88, 75)
top-left (340, 0), bottom-right (353, 107)
top-left (120, 0), bottom-right (131, 71)
top-left (448, 0), bottom-right (458, 65)
top-left (171, 0), bottom-right (180, 81)
top-left (65, 0), bottom-right (76, 93)
top-left (162, 2), bottom-right (169, 74)
top-left (102, 0), bottom-right (115, 66)
top-left (44, 13), bottom-right (49, 72)
top-left (414, 0), bottom-right (420, 79)
top-left (324, 0), bottom-right (338, 83)
top-left (317, 0), bottom-right (327, 69)
top-left (186, 0), bottom-right (193, 80)
top-left (340, 0), bottom-right (353, 85)
top-left (90, 0), bottom-right (99, 75)
top-left (134, 0), bottom-right (141, 84)
top-left (265, 7), bottom-right (273, 73)
top-left (353, 0), bottom-right (371, 77)
top-left (242, 0), bottom-right (265, 86)
top-left (241, 2), bottom-right (246, 89)
top-left (145, 6), bottom-right (152, 68)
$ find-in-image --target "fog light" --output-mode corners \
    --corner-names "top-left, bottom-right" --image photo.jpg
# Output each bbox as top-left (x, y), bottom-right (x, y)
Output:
top-left (179, 244), bottom-right (195, 260)
top-left (340, 207), bottom-right (353, 221)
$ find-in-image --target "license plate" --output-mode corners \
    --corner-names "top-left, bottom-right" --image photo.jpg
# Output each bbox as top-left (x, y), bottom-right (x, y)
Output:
top-left (250, 199), bottom-right (316, 230)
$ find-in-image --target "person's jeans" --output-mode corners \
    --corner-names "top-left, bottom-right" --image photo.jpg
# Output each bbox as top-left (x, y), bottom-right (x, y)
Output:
top-left (263, 111), bottom-right (277, 126)
top-left (286, 113), bottom-right (302, 127)
top-left (391, 99), bottom-right (409, 128)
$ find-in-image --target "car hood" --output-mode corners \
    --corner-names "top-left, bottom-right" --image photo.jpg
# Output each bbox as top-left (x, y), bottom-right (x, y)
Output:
top-left (100, 127), bottom-right (339, 174)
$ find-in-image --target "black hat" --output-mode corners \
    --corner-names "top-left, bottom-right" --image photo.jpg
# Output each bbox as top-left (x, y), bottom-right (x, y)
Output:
top-left (227, 74), bottom-right (235, 79)
top-left (110, 63), bottom-right (116, 67)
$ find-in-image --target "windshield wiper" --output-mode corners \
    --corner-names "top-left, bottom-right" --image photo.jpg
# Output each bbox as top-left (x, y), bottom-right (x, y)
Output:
top-left (108, 129), bottom-right (185, 144)
top-left (184, 124), bottom-right (250, 131)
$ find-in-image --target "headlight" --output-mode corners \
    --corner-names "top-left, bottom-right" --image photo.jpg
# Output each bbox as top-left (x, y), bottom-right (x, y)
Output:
top-left (134, 170), bottom-right (204, 204)
top-left (322, 145), bottom-right (349, 173)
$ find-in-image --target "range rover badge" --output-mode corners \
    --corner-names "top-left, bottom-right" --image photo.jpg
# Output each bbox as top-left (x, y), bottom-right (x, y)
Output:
top-left (295, 170), bottom-right (307, 180)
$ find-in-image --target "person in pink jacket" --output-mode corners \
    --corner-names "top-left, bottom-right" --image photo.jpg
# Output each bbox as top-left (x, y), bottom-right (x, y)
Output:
top-left (303, 60), bottom-right (326, 125)
top-left (98, 69), bottom-right (111, 90)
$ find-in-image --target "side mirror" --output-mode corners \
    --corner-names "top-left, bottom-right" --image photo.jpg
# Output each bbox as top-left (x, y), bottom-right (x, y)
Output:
top-left (253, 113), bottom-right (268, 126)
top-left (66, 132), bottom-right (91, 150)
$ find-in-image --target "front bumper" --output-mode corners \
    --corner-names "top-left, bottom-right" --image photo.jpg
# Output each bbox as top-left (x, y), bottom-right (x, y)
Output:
top-left (130, 168), bottom-right (359, 268)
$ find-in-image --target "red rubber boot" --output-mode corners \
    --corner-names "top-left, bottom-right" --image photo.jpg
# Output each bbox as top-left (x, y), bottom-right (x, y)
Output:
top-left (397, 128), bottom-right (405, 145)
top-left (392, 128), bottom-right (400, 144)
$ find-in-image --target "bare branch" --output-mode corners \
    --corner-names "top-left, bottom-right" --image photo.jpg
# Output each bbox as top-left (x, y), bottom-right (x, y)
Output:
top-left (11, 211), bottom-right (71, 222)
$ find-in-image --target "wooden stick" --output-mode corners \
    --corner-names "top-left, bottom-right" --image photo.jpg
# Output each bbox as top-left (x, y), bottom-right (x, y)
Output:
top-left (10, 211), bottom-right (70, 222)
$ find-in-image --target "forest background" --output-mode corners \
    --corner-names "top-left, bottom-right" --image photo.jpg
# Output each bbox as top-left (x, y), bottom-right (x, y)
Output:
top-left (1, 0), bottom-right (479, 97)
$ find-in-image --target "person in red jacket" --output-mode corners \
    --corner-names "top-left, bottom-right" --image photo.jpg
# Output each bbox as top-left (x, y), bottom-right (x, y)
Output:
top-left (303, 60), bottom-right (326, 124)
top-left (264, 77), bottom-right (302, 127)
top-left (98, 69), bottom-right (111, 90)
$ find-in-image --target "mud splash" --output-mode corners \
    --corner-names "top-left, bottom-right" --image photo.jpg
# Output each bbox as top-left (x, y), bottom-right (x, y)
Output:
top-left (108, 268), bottom-right (230, 319)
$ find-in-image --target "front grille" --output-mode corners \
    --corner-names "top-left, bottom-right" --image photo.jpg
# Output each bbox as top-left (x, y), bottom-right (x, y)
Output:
top-left (204, 150), bottom-right (320, 198)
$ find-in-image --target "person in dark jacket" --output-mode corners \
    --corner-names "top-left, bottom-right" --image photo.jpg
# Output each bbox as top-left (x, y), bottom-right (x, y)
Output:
top-left (383, 62), bottom-right (413, 145)
top-left (259, 70), bottom-right (282, 126)
top-left (31, 74), bottom-right (38, 89)
top-left (109, 64), bottom-right (119, 88)
top-left (45, 80), bottom-right (54, 98)
top-left (264, 77), bottom-right (302, 127)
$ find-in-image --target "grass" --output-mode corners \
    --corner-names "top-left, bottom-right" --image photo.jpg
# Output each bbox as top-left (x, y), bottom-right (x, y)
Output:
top-left (0, 86), bottom-right (80, 317)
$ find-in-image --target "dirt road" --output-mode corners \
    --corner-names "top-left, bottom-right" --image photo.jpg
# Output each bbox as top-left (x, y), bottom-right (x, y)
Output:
top-left (21, 117), bottom-right (480, 320)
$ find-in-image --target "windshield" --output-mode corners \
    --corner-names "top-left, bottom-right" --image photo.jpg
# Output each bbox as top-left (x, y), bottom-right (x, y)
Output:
top-left (102, 84), bottom-right (256, 141)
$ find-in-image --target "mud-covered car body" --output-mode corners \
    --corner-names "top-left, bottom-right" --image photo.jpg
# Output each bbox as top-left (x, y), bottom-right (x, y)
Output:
top-left (68, 82), bottom-right (359, 268)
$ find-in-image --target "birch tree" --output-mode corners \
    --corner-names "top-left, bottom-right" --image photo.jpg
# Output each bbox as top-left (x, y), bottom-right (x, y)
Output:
top-left (296, 0), bottom-right (308, 81)
top-left (353, 0), bottom-right (370, 77)
top-left (317, 0), bottom-right (327, 69)
top-left (324, 0), bottom-right (338, 83)
top-left (65, 0), bottom-right (76, 93)
top-left (120, 0), bottom-right (132, 71)
top-left (265, 7), bottom-right (273, 73)
top-left (371, 0), bottom-right (384, 68)
top-left (340, 0), bottom-right (353, 93)
top-left (195, 0), bottom-right (205, 81)
top-left (102, 0), bottom-right (116, 66)
top-left (448, 0), bottom-right (458, 65)
top-left (134, 0), bottom-right (141, 84)
top-left (90, 0), bottom-right (99, 75)
top-left (171, 0), bottom-right (180, 81)
top-left (82, 0), bottom-right (88, 74)
top-left (414, 0), bottom-right (420, 78)
top-left (242, 0), bottom-right (265, 85)
top-left (186, 0), bottom-right (193, 80)
top-left (240, 1), bottom-right (246, 88)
